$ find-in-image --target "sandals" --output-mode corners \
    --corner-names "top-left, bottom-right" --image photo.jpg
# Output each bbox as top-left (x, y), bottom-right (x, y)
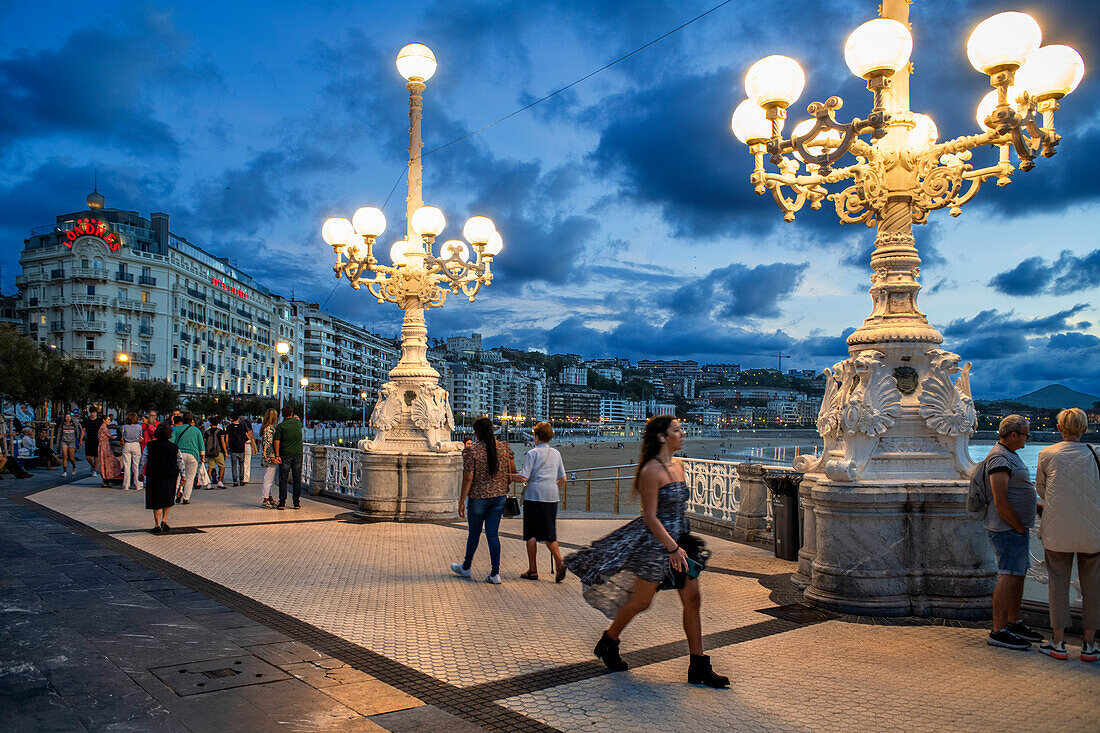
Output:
top-left (520, 571), bottom-right (539, 581)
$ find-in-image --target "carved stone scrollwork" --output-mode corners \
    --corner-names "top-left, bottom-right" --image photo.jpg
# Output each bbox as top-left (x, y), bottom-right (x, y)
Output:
top-left (828, 157), bottom-right (886, 226)
top-left (361, 382), bottom-right (402, 451)
top-left (410, 383), bottom-right (461, 453)
top-left (796, 361), bottom-right (845, 475)
top-left (918, 348), bottom-right (977, 476)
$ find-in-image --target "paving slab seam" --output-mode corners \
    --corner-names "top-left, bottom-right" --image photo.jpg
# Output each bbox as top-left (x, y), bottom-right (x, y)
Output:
top-left (105, 516), bottom-right (345, 534)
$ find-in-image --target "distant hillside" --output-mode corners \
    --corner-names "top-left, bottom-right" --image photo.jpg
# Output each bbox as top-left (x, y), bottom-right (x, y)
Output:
top-left (1015, 384), bottom-right (1100, 411)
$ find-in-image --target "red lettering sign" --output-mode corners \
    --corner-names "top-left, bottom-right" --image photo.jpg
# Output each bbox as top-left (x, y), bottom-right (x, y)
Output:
top-left (211, 277), bottom-right (248, 300)
top-left (62, 218), bottom-right (120, 251)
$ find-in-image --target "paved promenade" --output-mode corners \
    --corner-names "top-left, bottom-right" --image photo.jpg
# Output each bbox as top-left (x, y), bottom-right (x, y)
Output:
top-left (3, 465), bottom-right (1097, 732)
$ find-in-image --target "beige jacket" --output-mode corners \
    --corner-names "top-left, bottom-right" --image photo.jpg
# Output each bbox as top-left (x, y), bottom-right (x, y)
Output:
top-left (1036, 441), bottom-right (1100, 554)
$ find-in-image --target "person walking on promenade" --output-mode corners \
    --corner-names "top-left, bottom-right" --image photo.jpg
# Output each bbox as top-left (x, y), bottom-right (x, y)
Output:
top-left (226, 414), bottom-right (252, 487)
top-left (510, 421), bottom-right (567, 582)
top-left (96, 414), bottom-right (123, 488)
top-left (259, 409), bottom-right (279, 508)
top-left (451, 417), bottom-right (515, 585)
top-left (35, 428), bottom-right (60, 470)
top-left (563, 416), bottom-right (729, 688)
top-left (1034, 407), bottom-right (1100, 662)
top-left (273, 406), bottom-right (304, 510)
top-left (983, 414), bottom-right (1044, 650)
top-left (81, 407), bottom-right (103, 475)
top-left (204, 417), bottom-right (228, 489)
top-left (119, 412), bottom-right (144, 491)
top-left (140, 423), bottom-right (184, 535)
top-left (170, 412), bottom-right (204, 504)
top-left (55, 412), bottom-right (80, 477)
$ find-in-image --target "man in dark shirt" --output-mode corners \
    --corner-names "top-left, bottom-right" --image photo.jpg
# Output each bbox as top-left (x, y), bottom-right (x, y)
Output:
top-left (226, 414), bottom-right (251, 487)
top-left (81, 408), bottom-right (104, 475)
top-left (204, 417), bottom-right (228, 489)
top-left (273, 406), bottom-right (304, 510)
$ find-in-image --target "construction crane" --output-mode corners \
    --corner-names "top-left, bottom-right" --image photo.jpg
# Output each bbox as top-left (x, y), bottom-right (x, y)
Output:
top-left (742, 352), bottom-right (792, 373)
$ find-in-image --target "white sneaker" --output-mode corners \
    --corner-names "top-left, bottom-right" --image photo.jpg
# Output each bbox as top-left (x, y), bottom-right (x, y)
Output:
top-left (450, 563), bottom-right (471, 578)
top-left (218, 482), bottom-right (225, 488)
top-left (485, 573), bottom-right (502, 585)
top-left (61, 471), bottom-right (67, 477)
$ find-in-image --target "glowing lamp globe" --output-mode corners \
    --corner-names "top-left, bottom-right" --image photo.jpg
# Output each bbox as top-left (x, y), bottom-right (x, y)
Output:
top-left (441, 240), bottom-right (470, 262)
top-left (321, 217), bottom-right (355, 247)
top-left (966, 12), bottom-right (1041, 74)
top-left (975, 87), bottom-right (1018, 130)
top-left (410, 205), bottom-right (446, 237)
top-left (731, 99), bottom-right (776, 144)
top-left (463, 216), bottom-right (496, 245)
top-left (275, 341), bottom-right (290, 355)
top-left (352, 207), bottom-right (386, 237)
top-left (396, 43), bottom-right (437, 82)
top-left (844, 18), bottom-right (913, 79)
top-left (908, 113), bottom-right (938, 150)
top-left (390, 240), bottom-right (415, 267)
top-left (791, 119), bottom-right (843, 161)
top-left (745, 55), bottom-right (805, 108)
top-left (1015, 45), bottom-right (1085, 101)
top-left (483, 230), bottom-right (503, 257)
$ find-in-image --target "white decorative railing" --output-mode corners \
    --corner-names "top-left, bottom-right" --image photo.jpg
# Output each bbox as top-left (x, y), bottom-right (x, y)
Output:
top-left (303, 444), bottom-right (362, 499)
top-left (683, 458), bottom-right (741, 523)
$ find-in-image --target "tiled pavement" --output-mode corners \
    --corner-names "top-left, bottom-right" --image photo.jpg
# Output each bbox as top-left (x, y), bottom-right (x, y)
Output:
top-left (5, 464), bottom-right (1099, 732)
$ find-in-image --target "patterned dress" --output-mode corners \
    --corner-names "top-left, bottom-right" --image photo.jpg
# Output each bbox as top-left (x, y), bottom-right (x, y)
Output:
top-left (97, 422), bottom-right (122, 481)
top-left (564, 479), bottom-right (690, 619)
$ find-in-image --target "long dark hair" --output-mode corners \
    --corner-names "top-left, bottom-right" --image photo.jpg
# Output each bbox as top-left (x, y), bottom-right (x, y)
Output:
top-left (472, 417), bottom-right (499, 475)
top-left (632, 415), bottom-right (675, 494)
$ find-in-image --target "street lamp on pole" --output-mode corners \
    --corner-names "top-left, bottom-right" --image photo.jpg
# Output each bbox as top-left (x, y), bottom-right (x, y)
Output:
top-left (359, 391), bottom-right (369, 428)
top-left (729, 1), bottom-right (1084, 618)
top-left (320, 42), bottom-right (505, 458)
top-left (116, 352), bottom-right (131, 377)
top-left (274, 341), bottom-right (290, 412)
top-left (300, 377), bottom-right (309, 428)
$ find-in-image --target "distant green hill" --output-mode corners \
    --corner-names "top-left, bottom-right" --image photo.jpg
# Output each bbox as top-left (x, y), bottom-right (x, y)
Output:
top-left (1015, 384), bottom-right (1100, 411)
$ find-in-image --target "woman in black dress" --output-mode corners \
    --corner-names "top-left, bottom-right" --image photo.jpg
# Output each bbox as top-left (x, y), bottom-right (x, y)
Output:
top-left (564, 415), bottom-right (728, 688)
top-left (139, 422), bottom-right (183, 534)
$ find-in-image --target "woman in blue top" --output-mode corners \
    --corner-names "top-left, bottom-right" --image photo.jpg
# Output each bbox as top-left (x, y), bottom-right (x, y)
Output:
top-left (564, 415), bottom-right (728, 688)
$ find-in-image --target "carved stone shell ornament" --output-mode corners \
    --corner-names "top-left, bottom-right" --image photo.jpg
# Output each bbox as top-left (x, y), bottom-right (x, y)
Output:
top-left (369, 383), bottom-right (402, 431)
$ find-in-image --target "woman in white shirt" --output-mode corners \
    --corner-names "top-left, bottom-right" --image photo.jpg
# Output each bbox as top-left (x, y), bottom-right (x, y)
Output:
top-left (511, 422), bottom-right (568, 582)
top-left (1035, 407), bottom-right (1100, 662)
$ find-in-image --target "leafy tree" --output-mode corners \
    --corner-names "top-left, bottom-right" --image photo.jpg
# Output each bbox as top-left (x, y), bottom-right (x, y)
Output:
top-left (88, 368), bottom-right (133, 416)
top-left (302, 398), bottom-right (354, 422)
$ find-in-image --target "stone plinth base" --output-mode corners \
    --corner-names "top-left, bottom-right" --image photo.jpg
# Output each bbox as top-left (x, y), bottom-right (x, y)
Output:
top-left (355, 451), bottom-right (462, 522)
top-left (801, 478), bottom-right (995, 619)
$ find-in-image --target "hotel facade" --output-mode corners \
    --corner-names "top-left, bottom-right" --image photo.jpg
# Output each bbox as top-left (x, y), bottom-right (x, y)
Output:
top-left (14, 191), bottom-right (397, 407)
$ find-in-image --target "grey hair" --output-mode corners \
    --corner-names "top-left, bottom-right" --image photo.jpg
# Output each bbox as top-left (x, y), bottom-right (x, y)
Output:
top-left (998, 414), bottom-right (1030, 439)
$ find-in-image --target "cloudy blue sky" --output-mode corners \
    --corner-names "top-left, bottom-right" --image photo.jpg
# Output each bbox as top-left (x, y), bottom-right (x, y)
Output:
top-left (1, 0), bottom-right (1097, 398)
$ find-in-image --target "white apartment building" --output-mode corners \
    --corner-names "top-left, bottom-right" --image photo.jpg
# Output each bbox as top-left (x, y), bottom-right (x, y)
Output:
top-left (599, 397), bottom-right (646, 422)
top-left (560, 365), bottom-right (587, 386)
top-left (594, 366), bottom-right (623, 383)
top-left (444, 362), bottom-right (548, 421)
top-left (15, 191), bottom-right (395, 403)
top-left (294, 302), bottom-right (398, 408)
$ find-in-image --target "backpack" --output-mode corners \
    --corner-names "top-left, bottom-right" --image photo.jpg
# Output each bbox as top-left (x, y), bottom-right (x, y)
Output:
top-left (205, 428), bottom-right (222, 457)
top-left (967, 456), bottom-right (993, 519)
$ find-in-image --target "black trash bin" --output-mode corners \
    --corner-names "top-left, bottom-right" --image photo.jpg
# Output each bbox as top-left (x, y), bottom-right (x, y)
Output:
top-left (764, 471), bottom-right (803, 561)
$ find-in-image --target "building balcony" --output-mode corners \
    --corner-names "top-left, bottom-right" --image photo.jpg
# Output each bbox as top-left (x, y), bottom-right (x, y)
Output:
top-left (138, 275), bottom-right (157, 286)
top-left (139, 325), bottom-right (153, 337)
top-left (50, 321), bottom-right (66, 333)
top-left (115, 271), bottom-right (135, 283)
top-left (212, 297), bottom-right (230, 311)
top-left (73, 320), bottom-right (107, 333)
top-left (180, 333), bottom-right (191, 343)
top-left (138, 301), bottom-right (157, 313)
top-left (116, 323), bottom-right (132, 335)
top-left (180, 358), bottom-right (191, 368)
top-left (113, 297), bottom-right (143, 310)
top-left (26, 297), bottom-right (39, 308)
top-left (71, 267), bottom-right (108, 281)
top-left (50, 269), bottom-right (66, 280)
top-left (186, 288), bottom-right (207, 302)
top-left (70, 294), bottom-right (109, 307)
top-left (72, 349), bottom-right (106, 361)
top-left (132, 353), bottom-right (155, 365)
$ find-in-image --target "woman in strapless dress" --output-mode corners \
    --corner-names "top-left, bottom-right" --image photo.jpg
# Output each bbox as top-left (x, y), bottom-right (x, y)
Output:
top-left (565, 416), bottom-right (729, 688)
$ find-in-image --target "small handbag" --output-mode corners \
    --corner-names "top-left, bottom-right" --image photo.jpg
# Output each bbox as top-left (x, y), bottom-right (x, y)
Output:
top-left (503, 494), bottom-right (521, 518)
top-left (659, 533), bottom-right (711, 590)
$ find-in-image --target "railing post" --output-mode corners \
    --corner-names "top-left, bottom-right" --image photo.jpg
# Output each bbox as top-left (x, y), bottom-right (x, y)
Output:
top-left (562, 476), bottom-right (568, 510)
top-left (309, 444), bottom-right (328, 496)
top-left (585, 469), bottom-right (591, 512)
top-left (734, 463), bottom-right (768, 541)
top-left (614, 466), bottom-right (620, 514)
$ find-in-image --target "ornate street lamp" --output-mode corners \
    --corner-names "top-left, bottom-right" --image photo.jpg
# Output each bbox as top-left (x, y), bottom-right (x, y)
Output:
top-left (320, 43), bottom-right (505, 520)
top-left (729, 1), bottom-right (1083, 618)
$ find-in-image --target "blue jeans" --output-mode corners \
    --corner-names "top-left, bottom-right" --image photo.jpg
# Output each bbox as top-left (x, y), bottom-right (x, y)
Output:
top-left (464, 496), bottom-right (506, 575)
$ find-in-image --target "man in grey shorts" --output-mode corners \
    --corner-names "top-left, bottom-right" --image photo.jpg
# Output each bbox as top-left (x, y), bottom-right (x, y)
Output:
top-left (984, 414), bottom-right (1043, 650)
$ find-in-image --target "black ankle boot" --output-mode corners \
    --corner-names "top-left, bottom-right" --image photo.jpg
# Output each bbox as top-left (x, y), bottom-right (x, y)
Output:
top-left (688, 654), bottom-right (729, 688)
top-left (594, 631), bottom-right (628, 672)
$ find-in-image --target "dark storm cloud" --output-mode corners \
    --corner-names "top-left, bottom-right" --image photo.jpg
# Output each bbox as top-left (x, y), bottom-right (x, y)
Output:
top-left (670, 262), bottom-right (808, 319)
top-left (0, 7), bottom-right (219, 156)
top-left (988, 249), bottom-right (1100, 296)
top-left (943, 304), bottom-right (1090, 338)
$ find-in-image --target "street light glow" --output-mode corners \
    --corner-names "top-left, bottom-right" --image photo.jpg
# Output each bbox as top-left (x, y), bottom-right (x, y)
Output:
top-left (275, 341), bottom-right (290, 355)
